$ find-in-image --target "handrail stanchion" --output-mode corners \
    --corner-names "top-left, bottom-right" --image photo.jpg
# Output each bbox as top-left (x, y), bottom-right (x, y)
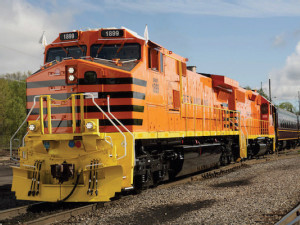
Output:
top-left (83, 93), bottom-right (127, 160)
top-left (71, 95), bottom-right (76, 133)
top-left (107, 96), bottom-right (135, 162)
top-left (40, 96), bottom-right (45, 134)
top-left (10, 95), bottom-right (40, 161)
top-left (47, 96), bottom-right (52, 134)
top-left (80, 95), bottom-right (84, 132)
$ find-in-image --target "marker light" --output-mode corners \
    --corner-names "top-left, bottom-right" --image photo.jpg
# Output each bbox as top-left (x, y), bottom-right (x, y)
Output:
top-left (68, 67), bottom-right (75, 74)
top-left (85, 122), bottom-right (94, 130)
top-left (28, 124), bottom-right (36, 131)
top-left (75, 141), bottom-right (81, 148)
top-left (68, 74), bottom-right (75, 82)
top-left (68, 140), bottom-right (75, 148)
top-left (43, 141), bottom-right (50, 150)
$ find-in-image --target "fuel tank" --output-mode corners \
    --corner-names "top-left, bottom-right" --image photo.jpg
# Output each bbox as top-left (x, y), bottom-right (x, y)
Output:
top-left (171, 143), bottom-right (222, 177)
top-left (248, 138), bottom-right (269, 157)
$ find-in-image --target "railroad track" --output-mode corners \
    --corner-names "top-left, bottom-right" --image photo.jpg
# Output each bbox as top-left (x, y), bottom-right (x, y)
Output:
top-left (0, 204), bottom-right (34, 220)
top-left (0, 202), bottom-right (94, 225)
top-left (1, 149), bottom-right (299, 225)
top-left (275, 203), bottom-right (300, 225)
top-left (26, 203), bottom-right (99, 225)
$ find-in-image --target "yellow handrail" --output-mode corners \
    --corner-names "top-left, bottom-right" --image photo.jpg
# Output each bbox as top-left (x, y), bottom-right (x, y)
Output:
top-left (243, 117), bottom-right (270, 136)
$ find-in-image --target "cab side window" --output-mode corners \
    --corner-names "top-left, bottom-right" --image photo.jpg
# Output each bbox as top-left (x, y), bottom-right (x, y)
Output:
top-left (148, 48), bottom-right (163, 73)
top-left (148, 48), bottom-right (158, 71)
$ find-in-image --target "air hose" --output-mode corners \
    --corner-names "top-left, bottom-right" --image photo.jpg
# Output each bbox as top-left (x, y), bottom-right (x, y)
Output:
top-left (58, 171), bottom-right (82, 202)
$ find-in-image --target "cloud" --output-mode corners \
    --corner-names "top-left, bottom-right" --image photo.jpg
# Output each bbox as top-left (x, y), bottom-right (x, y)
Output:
top-left (272, 34), bottom-right (286, 47)
top-left (269, 41), bottom-right (300, 102)
top-left (101, 0), bottom-right (300, 18)
top-left (0, 0), bottom-right (74, 75)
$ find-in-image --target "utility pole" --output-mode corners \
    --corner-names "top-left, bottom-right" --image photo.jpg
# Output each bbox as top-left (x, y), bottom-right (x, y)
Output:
top-left (298, 91), bottom-right (300, 115)
top-left (269, 79), bottom-right (272, 103)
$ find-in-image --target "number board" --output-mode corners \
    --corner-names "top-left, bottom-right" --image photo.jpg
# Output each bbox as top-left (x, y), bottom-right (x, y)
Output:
top-left (101, 29), bottom-right (124, 38)
top-left (60, 32), bottom-right (78, 41)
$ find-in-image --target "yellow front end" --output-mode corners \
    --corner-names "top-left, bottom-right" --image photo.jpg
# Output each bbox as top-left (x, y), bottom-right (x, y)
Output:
top-left (11, 117), bottom-right (134, 202)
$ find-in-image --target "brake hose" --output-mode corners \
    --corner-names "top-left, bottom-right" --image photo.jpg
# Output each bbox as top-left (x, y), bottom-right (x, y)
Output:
top-left (59, 171), bottom-right (82, 202)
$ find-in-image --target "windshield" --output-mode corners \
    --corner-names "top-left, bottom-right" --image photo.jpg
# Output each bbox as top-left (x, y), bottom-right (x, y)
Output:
top-left (90, 43), bottom-right (141, 60)
top-left (46, 45), bottom-right (87, 62)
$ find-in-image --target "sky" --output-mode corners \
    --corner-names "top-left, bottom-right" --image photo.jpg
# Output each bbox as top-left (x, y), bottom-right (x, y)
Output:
top-left (1, 0), bottom-right (300, 106)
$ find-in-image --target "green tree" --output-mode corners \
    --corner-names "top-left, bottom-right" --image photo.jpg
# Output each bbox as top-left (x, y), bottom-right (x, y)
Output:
top-left (243, 85), bottom-right (270, 101)
top-left (0, 71), bottom-right (29, 149)
top-left (278, 102), bottom-right (295, 113)
top-left (257, 88), bottom-right (269, 101)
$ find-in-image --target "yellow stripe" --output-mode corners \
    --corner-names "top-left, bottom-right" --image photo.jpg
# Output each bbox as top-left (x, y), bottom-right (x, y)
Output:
top-left (278, 138), bottom-right (298, 140)
top-left (27, 131), bottom-right (275, 141)
top-left (278, 130), bottom-right (299, 132)
top-left (134, 130), bottom-right (240, 139)
top-left (247, 135), bottom-right (275, 139)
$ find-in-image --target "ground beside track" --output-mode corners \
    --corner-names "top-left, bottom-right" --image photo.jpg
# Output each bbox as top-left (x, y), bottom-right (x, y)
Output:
top-left (58, 153), bottom-right (300, 225)
top-left (0, 166), bottom-right (12, 186)
top-left (0, 149), bottom-right (29, 211)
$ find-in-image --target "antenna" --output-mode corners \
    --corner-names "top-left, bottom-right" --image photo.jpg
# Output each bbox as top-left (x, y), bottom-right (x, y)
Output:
top-left (269, 79), bottom-right (272, 103)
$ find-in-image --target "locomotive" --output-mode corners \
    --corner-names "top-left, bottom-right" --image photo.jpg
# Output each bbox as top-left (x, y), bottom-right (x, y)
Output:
top-left (11, 27), bottom-right (281, 202)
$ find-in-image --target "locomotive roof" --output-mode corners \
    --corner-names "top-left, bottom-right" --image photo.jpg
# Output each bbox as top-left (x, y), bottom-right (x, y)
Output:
top-left (277, 107), bottom-right (297, 118)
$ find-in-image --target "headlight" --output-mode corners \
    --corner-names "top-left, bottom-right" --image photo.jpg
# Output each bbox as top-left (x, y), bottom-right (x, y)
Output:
top-left (28, 124), bottom-right (36, 131)
top-left (68, 74), bottom-right (75, 82)
top-left (68, 67), bottom-right (75, 74)
top-left (85, 122), bottom-right (94, 130)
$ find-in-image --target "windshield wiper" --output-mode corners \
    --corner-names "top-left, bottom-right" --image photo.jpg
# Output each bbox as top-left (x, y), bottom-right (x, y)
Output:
top-left (96, 43), bottom-right (105, 58)
top-left (60, 46), bottom-right (68, 55)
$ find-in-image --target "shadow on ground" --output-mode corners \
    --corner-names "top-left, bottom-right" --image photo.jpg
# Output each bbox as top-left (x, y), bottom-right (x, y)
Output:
top-left (109, 199), bottom-right (216, 225)
top-left (210, 178), bottom-right (252, 188)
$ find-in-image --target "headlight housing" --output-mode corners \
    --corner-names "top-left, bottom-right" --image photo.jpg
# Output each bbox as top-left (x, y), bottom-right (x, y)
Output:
top-left (66, 65), bottom-right (77, 84)
top-left (68, 67), bottom-right (75, 74)
top-left (28, 124), bottom-right (36, 131)
top-left (68, 74), bottom-right (75, 82)
top-left (83, 119), bottom-right (99, 134)
top-left (28, 121), bottom-right (40, 134)
top-left (85, 122), bottom-right (94, 130)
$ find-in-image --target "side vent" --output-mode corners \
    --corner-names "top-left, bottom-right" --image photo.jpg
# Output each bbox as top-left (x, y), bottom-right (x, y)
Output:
top-left (173, 90), bottom-right (180, 110)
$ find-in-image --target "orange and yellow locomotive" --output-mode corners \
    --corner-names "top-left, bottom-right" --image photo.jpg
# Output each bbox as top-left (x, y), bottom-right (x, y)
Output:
top-left (11, 27), bottom-right (275, 202)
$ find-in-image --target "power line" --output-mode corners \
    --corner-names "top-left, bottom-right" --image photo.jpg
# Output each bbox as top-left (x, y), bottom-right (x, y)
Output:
top-left (0, 44), bottom-right (41, 59)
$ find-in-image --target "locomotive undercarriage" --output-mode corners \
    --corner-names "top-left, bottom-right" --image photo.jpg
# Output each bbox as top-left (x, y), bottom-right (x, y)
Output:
top-left (133, 136), bottom-right (239, 190)
top-left (247, 137), bottom-right (273, 159)
top-left (277, 140), bottom-right (298, 151)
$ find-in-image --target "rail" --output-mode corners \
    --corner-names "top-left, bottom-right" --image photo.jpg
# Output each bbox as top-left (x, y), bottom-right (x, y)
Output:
top-left (243, 117), bottom-right (270, 136)
top-left (48, 93), bottom-right (128, 160)
top-left (10, 95), bottom-right (40, 161)
top-left (276, 203), bottom-right (300, 225)
top-left (85, 93), bottom-right (127, 160)
top-left (107, 96), bottom-right (133, 160)
top-left (182, 102), bottom-right (240, 133)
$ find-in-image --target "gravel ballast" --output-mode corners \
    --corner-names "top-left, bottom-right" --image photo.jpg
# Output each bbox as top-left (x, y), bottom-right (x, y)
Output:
top-left (57, 155), bottom-right (300, 224)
